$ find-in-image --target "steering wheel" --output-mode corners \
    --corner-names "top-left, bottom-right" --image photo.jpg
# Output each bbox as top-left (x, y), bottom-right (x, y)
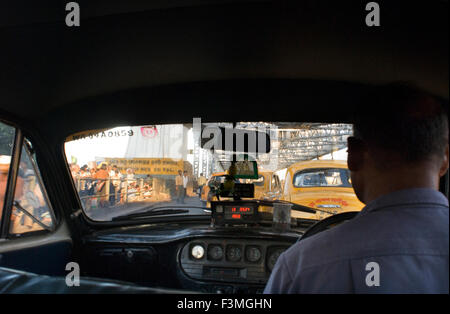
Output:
top-left (298, 211), bottom-right (359, 242)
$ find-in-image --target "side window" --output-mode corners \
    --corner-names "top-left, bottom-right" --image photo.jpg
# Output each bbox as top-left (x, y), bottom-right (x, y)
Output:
top-left (0, 122), bottom-right (16, 226)
top-left (9, 140), bottom-right (55, 236)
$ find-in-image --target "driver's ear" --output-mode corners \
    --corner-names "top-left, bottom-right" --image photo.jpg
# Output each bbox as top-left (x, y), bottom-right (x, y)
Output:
top-left (438, 143), bottom-right (449, 177)
top-left (347, 136), bottom-right (366, 171)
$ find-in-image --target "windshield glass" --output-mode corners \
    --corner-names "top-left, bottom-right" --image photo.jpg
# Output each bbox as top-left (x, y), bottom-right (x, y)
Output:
top-left (64, 122), bottom-right (363, 222)
top-left (293, 168), bottom-right (352, 188)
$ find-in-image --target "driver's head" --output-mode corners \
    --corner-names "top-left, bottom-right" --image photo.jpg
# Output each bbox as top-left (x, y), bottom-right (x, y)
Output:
top-left (347, 83), bottom-right (449, 204)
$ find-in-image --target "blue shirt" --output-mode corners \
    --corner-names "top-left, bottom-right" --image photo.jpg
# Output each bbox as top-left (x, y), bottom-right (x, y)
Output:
top-left (264, 188), bottom-right (449, 293)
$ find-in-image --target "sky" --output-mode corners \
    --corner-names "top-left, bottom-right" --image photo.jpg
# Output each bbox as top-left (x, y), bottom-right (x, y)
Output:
top-left (64, 126), bottom-right (195, 166)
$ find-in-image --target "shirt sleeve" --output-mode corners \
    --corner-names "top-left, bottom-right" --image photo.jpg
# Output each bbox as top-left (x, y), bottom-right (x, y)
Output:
top-left (263, 253), bottom-right (293, 294)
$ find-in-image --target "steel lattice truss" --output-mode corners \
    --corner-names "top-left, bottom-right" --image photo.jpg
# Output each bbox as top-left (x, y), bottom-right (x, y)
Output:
top-left (196, 122), bottom-right (353, 175)
top-left (236, 122), bottom-right (353, 170)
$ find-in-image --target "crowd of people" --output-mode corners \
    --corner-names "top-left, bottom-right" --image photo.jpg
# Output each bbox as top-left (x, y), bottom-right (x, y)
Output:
top-left (70, 161), bottom-right (212, 209)
top-left (70, 162), bottom-right (153, 209)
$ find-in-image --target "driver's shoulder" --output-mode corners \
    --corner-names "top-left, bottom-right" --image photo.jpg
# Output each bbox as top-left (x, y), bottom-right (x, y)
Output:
top-left (282, 204), bottom-right (449, 273)
top-left (282, 214), bottom-right (372, 269)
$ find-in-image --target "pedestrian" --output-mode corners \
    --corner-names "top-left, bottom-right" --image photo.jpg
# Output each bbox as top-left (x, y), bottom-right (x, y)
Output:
top-left (197, 173), bottom-right (207, 197)
top-left (175, 170), bottom-right (183, 203)
top-left (182, 170), bottom-right (189, 203)
top-left (94, 163), bottom-right (109, 208)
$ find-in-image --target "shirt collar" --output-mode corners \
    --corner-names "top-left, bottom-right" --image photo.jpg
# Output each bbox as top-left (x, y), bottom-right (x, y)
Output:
top-left (360, 188), bottom-right (449, 216)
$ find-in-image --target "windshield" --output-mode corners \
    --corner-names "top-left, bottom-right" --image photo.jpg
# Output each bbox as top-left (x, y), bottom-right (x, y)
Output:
top-left (64, 122), bottom-right (362, 222)
top-left (293, 168), bottom-right (352, 188)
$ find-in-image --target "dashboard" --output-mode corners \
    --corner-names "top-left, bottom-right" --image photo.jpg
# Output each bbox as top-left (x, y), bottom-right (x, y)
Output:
top-left (81, 223), bottom-right (301, 293)
top-left (179, 238), bottom-right (291, 292)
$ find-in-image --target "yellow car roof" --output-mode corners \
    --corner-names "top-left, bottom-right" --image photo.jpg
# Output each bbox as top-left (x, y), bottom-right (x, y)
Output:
top-left (287, 160), bottom-right (348, 172)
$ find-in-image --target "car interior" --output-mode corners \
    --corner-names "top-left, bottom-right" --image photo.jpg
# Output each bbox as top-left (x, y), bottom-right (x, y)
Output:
top-left (0, 0), bottom-right (448, 294)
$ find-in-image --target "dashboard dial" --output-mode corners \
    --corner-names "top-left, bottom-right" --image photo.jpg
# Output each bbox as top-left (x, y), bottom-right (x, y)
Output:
top-left (267, 248), bottom-right (285, 271)
top-left (208, 245), bottom-right (224, 261)
top-left (191, 245), bottom-right (205, 259)
top-left (226, 245), bottom-right (242, 262)
top-left (246, 246), bottom-right (262, 263)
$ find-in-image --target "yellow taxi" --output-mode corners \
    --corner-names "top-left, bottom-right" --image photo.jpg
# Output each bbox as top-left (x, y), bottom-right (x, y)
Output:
top-left (282, 160), bottom-right (364, 220)
top-left (201, 170), bottom-right (282, 207)
top-left (243, 170), bottom-right (282, 200)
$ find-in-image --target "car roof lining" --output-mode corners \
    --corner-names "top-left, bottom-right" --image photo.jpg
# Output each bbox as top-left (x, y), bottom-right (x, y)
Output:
top-left (43, 79), bottom-right (371, 142)
top-left (0, 0), bottom-right (447, 143)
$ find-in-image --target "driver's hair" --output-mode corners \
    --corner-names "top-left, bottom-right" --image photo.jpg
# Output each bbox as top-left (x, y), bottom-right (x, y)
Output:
top-left (352, 82), bottom-right (448, 164)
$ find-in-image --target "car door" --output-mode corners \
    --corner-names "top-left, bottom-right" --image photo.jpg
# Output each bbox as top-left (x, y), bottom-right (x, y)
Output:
top-left (0, 120), bottom-right (72, 276)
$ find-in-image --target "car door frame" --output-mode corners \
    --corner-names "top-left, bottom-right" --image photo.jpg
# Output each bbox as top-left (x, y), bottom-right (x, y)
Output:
top-left (0, 114), bottom-right (75, 276)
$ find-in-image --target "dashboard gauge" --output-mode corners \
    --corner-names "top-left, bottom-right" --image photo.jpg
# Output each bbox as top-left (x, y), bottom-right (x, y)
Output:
top-left (267, 248), bottom-right (285, 271)
top-left (191, 245), bottom-right (205, 259)
top-left (226, 245), bottom-right (242, 262)
top-left (208, 245), bottom-right (224, 261)
top-left (246, 246), bottom-right (262, 263)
